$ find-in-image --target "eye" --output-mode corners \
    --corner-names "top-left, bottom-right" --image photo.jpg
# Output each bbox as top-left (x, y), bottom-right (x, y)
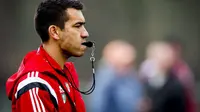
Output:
top-left (74, 24), bottom-right (82, 28)
top-left (74, 22), bottom-right (85, 28)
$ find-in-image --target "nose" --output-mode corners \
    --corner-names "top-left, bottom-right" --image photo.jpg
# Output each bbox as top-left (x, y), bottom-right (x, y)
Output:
top-left (81, 27), bottom-right (89, 38)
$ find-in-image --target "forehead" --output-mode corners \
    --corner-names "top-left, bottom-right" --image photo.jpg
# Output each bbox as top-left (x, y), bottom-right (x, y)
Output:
top-left (65, 8), bottom-right (85, 23)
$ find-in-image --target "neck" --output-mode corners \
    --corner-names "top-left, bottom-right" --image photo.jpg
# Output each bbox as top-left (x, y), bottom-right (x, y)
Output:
top-left (42, 42), bottom-right (68, 69)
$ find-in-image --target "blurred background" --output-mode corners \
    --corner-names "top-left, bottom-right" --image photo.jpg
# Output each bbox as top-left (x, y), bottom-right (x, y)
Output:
top-left (0, 0), bottom-right (200, 112)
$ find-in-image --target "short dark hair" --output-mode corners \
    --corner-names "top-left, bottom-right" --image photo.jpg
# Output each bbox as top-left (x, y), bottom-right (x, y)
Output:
top-left (35, 0), bottom-right (83, 42)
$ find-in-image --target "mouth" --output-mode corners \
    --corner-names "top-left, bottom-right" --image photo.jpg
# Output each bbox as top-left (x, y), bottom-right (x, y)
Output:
top-left (81, 43), bottom-right (87, 50)
top-left (82, 41), bottom-right (93, 48)
top-left (81, 41), bottom-right (86, 44)
top-left (81, 40), bottom-right (88, 49)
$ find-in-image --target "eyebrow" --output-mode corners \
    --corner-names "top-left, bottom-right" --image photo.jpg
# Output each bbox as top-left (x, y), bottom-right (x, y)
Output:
top-left (75, 22), bottom-right (86, 25)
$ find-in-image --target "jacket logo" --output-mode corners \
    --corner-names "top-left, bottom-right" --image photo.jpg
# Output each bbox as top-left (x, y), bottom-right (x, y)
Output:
top-left (61, 93), bottom-right (67, 104)
top-left (59, 86), bottom-right (66, 103)
top-left (65, 83), bottom-right (70, 93)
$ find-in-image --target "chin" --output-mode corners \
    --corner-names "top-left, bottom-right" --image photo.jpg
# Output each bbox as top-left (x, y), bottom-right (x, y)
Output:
top-left (73, 52), bottom-right (85, 57)
top-left (63, 48), bottom-right (85, 57)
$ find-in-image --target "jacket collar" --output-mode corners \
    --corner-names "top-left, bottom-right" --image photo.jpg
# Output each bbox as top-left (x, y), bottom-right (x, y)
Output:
top-left (37, 45), bottom-right (64, 72)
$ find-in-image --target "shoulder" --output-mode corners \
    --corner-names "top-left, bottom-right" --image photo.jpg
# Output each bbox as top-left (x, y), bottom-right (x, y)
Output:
top-left (15, 71), bottom-right (59, 103)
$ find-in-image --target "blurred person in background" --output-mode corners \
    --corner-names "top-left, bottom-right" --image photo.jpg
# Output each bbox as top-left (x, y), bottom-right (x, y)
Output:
top-left (6, 0), bottom-right (89, 112)
top-left (166, 38), bottom-right (196, 112)
top-left (88, 40), bottom-right (144, 112)
top-left (139, 41), bottom-right (187, 112)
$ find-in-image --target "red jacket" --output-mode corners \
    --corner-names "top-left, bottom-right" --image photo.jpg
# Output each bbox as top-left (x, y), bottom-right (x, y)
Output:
top-left (6, 46), bottom-right (86, 112)
top-left (172, 60), bottom-right (196, 112)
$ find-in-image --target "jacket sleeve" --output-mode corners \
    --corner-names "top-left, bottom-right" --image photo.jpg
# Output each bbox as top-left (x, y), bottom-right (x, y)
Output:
top-left (16, 88), bottom-right (56, 112)
top-left (14, 71), bottom-right (58, 112)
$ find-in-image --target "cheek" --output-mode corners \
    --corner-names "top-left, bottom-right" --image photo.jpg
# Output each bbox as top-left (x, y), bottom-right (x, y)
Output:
top-left (60, 33), bottom-right (72, 48)
top-left (66, 29), bottom-right (80, 41)
top-left (68, 28), bottom-right (80, 35)
top-left (60, 28), bottom-right (82, 49)
top-left (61, 34), bottom-right (78, 50)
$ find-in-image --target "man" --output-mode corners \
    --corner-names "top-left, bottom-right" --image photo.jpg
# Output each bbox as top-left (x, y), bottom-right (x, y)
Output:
top-left (6, 0), bottom-right (89, 112)
top-left (139, 41), bottom-right (187, 112)
top-left (169, 40), bottom-right (196, 112)
top-left (89, 40), bottom-right (144, 112)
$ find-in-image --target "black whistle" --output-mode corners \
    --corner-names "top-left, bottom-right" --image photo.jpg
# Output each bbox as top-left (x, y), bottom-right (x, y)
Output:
top-left (82, 41), bottom-right (94, 48)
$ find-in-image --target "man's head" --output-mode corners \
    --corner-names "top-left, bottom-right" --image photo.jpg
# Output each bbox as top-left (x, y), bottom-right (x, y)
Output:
top-left (103, 40), bottom-right (136, 73)
top-left (146, 41), bottom-right (175, 71)
top-left (164, 35), bottom-right (184, 60)
top-left (35, 0), bottom-right (89, 57)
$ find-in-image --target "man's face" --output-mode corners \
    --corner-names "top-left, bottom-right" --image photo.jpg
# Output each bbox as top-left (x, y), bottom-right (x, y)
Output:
top-left (59, 8), bottom-right (89, 57)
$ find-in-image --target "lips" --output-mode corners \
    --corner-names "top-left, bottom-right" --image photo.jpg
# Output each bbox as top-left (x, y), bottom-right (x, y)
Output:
top-left (81, 44), bottom-right (87, 49)
top-left (81, 41), bottom-right (86, 44)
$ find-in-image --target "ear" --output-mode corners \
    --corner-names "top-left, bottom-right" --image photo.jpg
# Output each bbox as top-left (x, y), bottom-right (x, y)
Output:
top-left (48, 25), bottom-right (61, 40)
